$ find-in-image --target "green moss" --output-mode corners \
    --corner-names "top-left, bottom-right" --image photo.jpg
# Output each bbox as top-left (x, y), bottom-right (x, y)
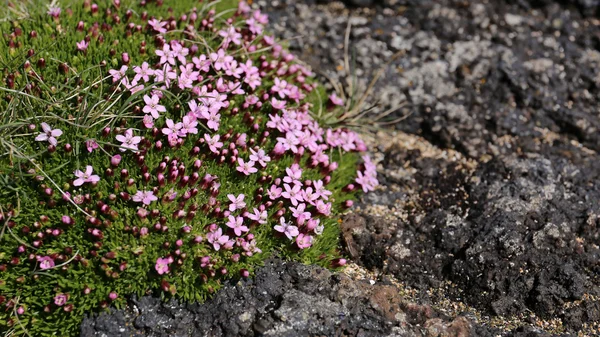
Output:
top-left (0, 0), bottom-right (371, 336)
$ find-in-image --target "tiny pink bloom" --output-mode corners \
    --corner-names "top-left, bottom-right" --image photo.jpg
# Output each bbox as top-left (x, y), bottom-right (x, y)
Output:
top-left (227, 194), bottom-right (246, 212)
top-left (247, 208), bottom-right (268, 224)
top-left (290, 203), bottom-right (311, 220)
top-left (156, 44), bottom-right (175, 65)
top-left (210, 49), bottom-right (232, 71)
top-left (132, 190), bottom-right (158, 205)
top-left (180, 115), bottom-right (198, 135)
top-left (313, 180), bottom-right (332, 200)
top-left (47, 6), bottom-right (61, 18)
top-left (271, 78), bottom-right (289, 98)
top-left (143, 94), bottom-right (166, 119)
top-left (236, 158), bottom-right (257, 175)
top-left (111, 155), bottom-right (122, 166)
top-left (37, 256), bottom-right (55, 270)
top-left (76, 39), bottom-right (89, 51)
top-left (108, 65), bottom-right (128, 84)
top-left (249, 148), bottom-right (270, 167)
top-left (148, 18), bottom-right (167, 34)
top-left (86, 139), bottom-right (99, 153)
top-left (35, 122), bottom-right (62, 146)
top-left (283, 164), bottom-right (302, 185)
top-left (296, 233), bottom-right (313, 249)
top-left (207, 227), bottom-right (229, 251)
top-left (109, 292), bottom-right (118, 301)
top-left (267, 185), bottom-right (282, 200)
top-left (143, 114), bottom-right (154, 128)
top-left (73, 165), bottom-right (100, 186)
top-left (54, 293), bottom-right (68, 306)
top-left (133, 62), bottom-right (155, 83)
top-left (274, 217), bottom-right (299, 240)
top-left (192, 54), bottom-right (211, 72)
top-left (226, 215), bottom-right (249, 236)
top-left (155, 257), bottom-right (170, 275)
top-left (281, 183), bottom-right (304, 206)
top-left (115, 128), bottom-right (141, 152)
top-left (329, 93), bottom-right (344, 106)
top-left (218, 26), bottom-right (242, 49)
top-left (316, 200), bottom-right (332, 216)
top-left (162, 119), bottom-right (182, 137)
top-left (205, 110), bottom-right (221, 131)
top-left (204, 134), bottom-right (223, 154)
top-left (271, 97), bottom-right (286, 110)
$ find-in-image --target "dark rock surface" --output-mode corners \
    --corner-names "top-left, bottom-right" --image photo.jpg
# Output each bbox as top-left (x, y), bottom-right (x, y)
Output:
top-left (81, 259), bottom-right (491, 337)
top-left (81, 0), bottom-right (600, 336)
top-left (257, 0), bottom-right (600, 334)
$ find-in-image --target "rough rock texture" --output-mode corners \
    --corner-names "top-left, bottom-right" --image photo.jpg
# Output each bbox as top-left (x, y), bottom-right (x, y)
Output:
top-left (81, 0), bottom-right (600, 336)
top-left (81, 259), bottom-right (490, 337)
top-left (256, 0), bottom-right (600, 334)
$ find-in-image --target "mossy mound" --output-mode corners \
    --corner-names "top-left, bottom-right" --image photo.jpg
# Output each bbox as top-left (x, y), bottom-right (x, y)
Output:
top-left (0, 0), bottom-right (378, 335)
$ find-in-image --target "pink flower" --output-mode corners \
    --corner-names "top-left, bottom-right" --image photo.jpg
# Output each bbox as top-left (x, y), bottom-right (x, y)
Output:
top-left (73, 165), bottom-right (100, 186)
top-left (267, 185), bottom-right (282, 200)
top-left (171, 41), bottom-right (189, 64)
top-left (132, 190), bottom-right (158, 205)
top-left (226, 215), bottom-right (249, 236)
top-left (218, 26), bottom-right (242, 49)
top-left (162, 119), bottom-right (182, 138)
top-left (154, 64), bottom-right (177, 88)
top-left (271, 97), bottom-right (286, 110)
top-left (115, 128), bottom-right (141, 152)
top-left (296, 233), bottom-right (313, 249)
top-left (290, 203), bottom-right (311, 220)
top-left (210, 49), bottom-right (232, 71)
top-left (155, 257), bottom-right (170, 275)
top-left (204, 134), bottom-right (223, 153)
top-left (86, 139), bottom-right (99, 152)
top-left (247, 208), bottom-right (268, 225)
top-left (143, 94), bottom-right (166, 118)
top-left (180, 115), bottom-right (198, 135)
top-left (54, 293), bottom-right (68, 306)
top-left (35, 122), bottom-right (62, 146)
top-left (133, 62), bottom-right (155, 83)
top-left (156, 44), bottom-right (175, 65)
top-left (148, 18), bottom-right (167, 33)
top-left (47, 6), bottom-right (61, 18)
top-left (143, 115), bottom-right (154, 128)
top-left (313, 180), bottom-right (332, 200)
top-left (274, 217), bottom-right (299, 240)
top-left (177, 73), bottom-right (194, 90)
top-left (329, 93), bottom-right (344, 106)
top-left (37, 256), bottom-right (55, 270)
top-left (76, 39), bottom-right (89, 51)
top-left (207, 227), bottom-right (229, 251)
top-left (245, 72), bottom-right (262, 90)
top-left (283, 164), bottom-right (302, 185)
top-left (246, 17), bottom-right (263, 35)
top-left (236, 158), bottom-right (257, 175)
top-left (192, 54), bottom-right (211, 72)
top-left (108, 65), bottom-right (128, 84)
top-left (271, 78), bottom-right (289, 98)
top-left (227, 194), bottom-right (246, 212)
top-left (316, 200), bottom-right (332, 216)
top-left (204, 110), bottom-right (221, 131)
top-left (281, 183), bottom-right (304, 206)
top-left (109, 292), bottom-right (118, 301)
top-left (302, 187), bottom-right (319, 205)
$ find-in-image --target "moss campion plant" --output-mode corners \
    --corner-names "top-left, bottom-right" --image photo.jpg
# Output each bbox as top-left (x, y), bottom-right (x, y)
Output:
top-left (0, 0), bottom-right (378, 335)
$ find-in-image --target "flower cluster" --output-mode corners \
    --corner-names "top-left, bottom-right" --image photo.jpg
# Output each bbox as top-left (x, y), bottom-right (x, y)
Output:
top-left (0, 1), bottom-right (378, 335)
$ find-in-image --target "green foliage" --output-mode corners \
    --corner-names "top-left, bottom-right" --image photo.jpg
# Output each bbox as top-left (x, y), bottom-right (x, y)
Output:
top-left (0, 0), bottom-right (370, 336)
